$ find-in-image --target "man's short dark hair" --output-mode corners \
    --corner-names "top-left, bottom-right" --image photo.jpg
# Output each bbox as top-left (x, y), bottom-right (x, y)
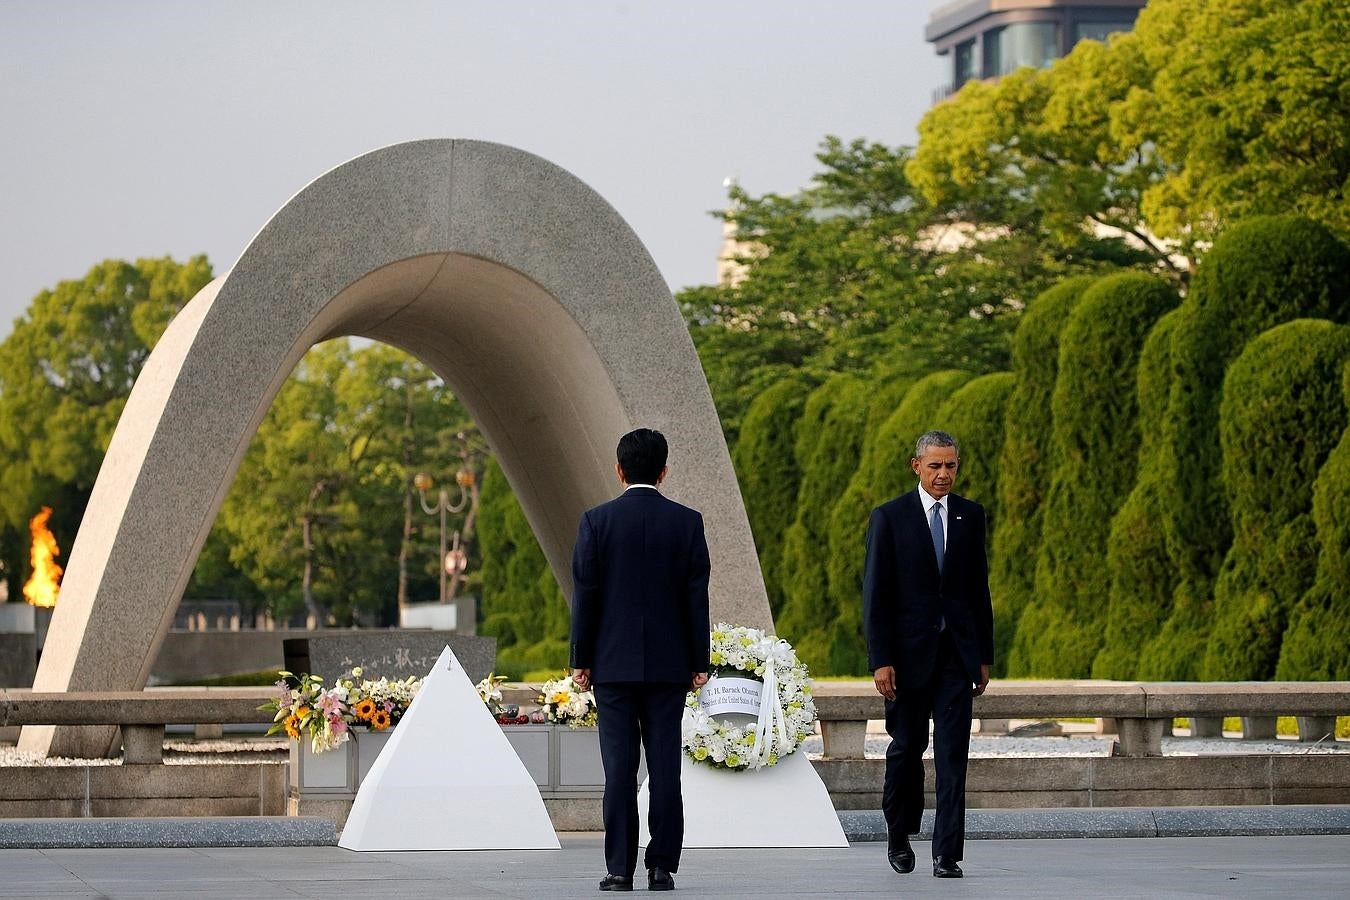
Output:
top-left (617, 428), bottom-right (668, 484)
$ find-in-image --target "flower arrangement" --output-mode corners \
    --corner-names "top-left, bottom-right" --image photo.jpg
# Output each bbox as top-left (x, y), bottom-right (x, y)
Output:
top-left (537, 673), bottom-right (598, 727)
top-left (476, 673), bottom-right (508, 715)
top-left (260, 666), bottom-right (423, 754)
top-left (682, 623), bottom-right (816, 770)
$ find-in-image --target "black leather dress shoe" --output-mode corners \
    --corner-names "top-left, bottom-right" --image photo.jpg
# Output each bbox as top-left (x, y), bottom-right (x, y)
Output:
top-left (648, 867), bottom-right (675, 891)
top-left (933, 857), bottom-right (964, 878)
top-left (887, 832), bottom-right (916, 874)
top-left (598, 874), bottom-right (632, 891)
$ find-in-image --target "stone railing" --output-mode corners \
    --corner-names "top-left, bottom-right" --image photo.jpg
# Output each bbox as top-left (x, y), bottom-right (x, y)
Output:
top-left (813, 681), bottom-right (1350, 758)
top-left (0, 688), bottom-right (275, 762)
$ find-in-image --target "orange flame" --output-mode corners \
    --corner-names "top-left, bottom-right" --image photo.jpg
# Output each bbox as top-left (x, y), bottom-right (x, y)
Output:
top-left (23, 506), bottom-right (62, 608)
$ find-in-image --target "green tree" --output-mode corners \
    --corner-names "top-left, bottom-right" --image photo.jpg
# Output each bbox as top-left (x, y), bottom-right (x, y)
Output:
top-left (825, 370), bottom-right (974, 675)
top-left (934, 372), bottom-right (1016, 526)
top-left (1095, 307), bottom-right (1184, 679)
top-left (988, 276), bottom-right (1096, 674)
top-left (1119, 0), bottom-right (1350, 247)
top-left (1149, 216), bottom-right (1350, 677)
top-left (476, 458), bottom-right (570, 677)
top-left (732, 375), bottom-right (819, 620)
top-left (775, 375), bottom-right (870, 671)
top-left (1013, 274), bottom-right (1178, 677)
top-left (1278, 362), bottom-right (1350, 679)
top-left (1201, 321), bottom-right (1350, 680)
top-left (0, 256), bottom-right (213, 600)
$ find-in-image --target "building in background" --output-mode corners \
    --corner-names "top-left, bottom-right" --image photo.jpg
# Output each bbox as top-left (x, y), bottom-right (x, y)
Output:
top-left (926, 0), bottom-right (1147, 102)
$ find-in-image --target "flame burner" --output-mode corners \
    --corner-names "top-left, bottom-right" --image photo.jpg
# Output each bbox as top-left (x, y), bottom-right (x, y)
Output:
top-left (23, 506), bottom-right (62, 609)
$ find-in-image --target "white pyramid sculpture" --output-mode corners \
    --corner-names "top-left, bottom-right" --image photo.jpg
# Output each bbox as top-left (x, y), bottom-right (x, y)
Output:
top-left (339, 645), bottom-right (560, 851)
top-left (639, 749), bottom-right (848, 848)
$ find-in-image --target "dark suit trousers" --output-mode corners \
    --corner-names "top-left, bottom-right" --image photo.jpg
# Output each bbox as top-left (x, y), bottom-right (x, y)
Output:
top-left (882, 631), bottom-right (973, 861)
top-left (594, 682), bottom-right (687, 877)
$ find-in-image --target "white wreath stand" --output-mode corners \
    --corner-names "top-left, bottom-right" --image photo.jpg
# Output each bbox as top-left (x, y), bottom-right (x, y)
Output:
top-left (339, 645), bottom-right (560, 851)
top-left (638, 749), bottom-right (848, 848)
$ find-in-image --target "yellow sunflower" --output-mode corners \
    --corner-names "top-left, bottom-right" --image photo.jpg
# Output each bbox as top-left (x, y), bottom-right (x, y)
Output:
top-left (549, 691), bottom-right (572, 705)
top-left (284, 714), bottom-right (301, 738)
top-left (353, 698), bottom-right (376, 721)
top-left (369, 708), bottom-right (392, 730)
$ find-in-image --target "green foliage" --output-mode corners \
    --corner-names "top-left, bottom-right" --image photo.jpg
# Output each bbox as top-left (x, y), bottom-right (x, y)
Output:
top-left (210, 340), bottom-right (480, 625)
top-left (733, 375), bottom-right (819, 619)
top-left (775, 375), bottom-right (870, 671)
top-left (989, 276), bottom-right (1096, 675)
top-left (1120, 0), bottom-right (1350, 246)
top-left (0, 255), bottom-right (213, 599)
top-left (1202, 321), bottom-right (1350, 679)
top-left (1151, 216), bottom-right (1350, 676)
top-left (477, 458), bottom-right (570, 678)
top-left (1012, 274), bottom-right (1179, 677)
top-left (826, 370), bottom-right (973, 675)
top-left (1096, 307), bottom-right (1184, 679)
top-left (1279, 364), bottom-right (1350, 679)
top-left (934, 372), bottom-right (1016, 525)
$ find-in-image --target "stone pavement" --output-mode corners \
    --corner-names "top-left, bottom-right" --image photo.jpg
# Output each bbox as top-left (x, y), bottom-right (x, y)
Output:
top-left (1, 833), bottom-right (1347, 898)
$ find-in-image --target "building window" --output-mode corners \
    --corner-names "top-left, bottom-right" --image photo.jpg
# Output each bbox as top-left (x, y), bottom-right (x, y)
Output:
top-left (993, 22), bottom-right (1058, 76)
top-left (1073, 20), bottom-right (1135, 44)
top-left (954, 38), bottom-right (977, 87)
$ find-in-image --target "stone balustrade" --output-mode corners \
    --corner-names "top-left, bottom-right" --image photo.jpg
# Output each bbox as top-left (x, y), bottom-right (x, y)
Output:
top-left (0, 688), bottom-right (275, 763)
top-left (812, 681), bottom-right (1350, 758)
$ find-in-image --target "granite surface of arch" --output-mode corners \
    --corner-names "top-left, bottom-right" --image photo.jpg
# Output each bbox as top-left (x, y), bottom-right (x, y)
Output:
top-left (21, 139), bottom-right (771, 758)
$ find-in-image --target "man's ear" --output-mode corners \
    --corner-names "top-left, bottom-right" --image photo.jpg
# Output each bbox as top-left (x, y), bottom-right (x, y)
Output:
top-left (656, 465), bottom-right (669, 485)
top-left (615, 462), bottom-right (626, 485)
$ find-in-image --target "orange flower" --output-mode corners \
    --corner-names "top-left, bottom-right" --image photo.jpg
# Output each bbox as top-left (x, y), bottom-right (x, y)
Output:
top-left (353, 698), bottom-right (376, 721)
top-left (284, 714), bottom-right (301, 738)
top-left (370, 709), bottom-right (392, 731)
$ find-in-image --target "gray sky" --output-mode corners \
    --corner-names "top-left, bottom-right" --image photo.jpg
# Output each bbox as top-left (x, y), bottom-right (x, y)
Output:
top-left (0, 1), bottom-right (946, 342)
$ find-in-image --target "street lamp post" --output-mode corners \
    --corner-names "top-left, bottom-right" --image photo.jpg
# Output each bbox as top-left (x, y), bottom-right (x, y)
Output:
top-left (414, 469), bottom-right (474, 603)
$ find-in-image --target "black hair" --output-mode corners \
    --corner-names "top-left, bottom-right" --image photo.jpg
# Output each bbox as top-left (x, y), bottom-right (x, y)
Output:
top-left (616, 428), bottom-right (668, 485)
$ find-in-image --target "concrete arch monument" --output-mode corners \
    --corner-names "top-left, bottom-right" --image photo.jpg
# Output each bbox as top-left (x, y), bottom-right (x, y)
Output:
top-left (22, 139), bottom-right (771, 758)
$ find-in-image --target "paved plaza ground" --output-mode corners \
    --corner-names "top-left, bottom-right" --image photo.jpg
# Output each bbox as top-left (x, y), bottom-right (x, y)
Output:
top-left (2, 834), bottom-right (1347, 899)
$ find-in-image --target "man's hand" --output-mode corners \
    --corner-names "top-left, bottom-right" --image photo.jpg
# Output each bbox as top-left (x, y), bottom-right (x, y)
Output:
top-left (691, 672), bottom-right (709, 692)
top-left (973, 664), bottom-right (990, 697)
top-left (572, 668), bottom-right (591, 691)
top-left (873, 665), bottom-right (896, 701)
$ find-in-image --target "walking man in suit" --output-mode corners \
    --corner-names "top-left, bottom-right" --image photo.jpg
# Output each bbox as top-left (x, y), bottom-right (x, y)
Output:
top-left (863, 430), bottom-right (993, 879)
top-left (570, 428), bottom-right (711, 892)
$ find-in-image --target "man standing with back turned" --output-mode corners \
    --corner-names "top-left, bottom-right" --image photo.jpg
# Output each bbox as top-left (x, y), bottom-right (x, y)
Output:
top-left (570, 428), bottom-right (711, 893)
top-left (863, 430), bottom-right (993, 879)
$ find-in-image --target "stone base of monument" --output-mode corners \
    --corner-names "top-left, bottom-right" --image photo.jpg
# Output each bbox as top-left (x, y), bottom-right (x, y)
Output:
top-left (638, 750), bottom-right (848, 848)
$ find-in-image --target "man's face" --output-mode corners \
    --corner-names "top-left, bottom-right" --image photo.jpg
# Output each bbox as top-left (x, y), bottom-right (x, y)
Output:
top-left (911, 445), bottom-right (959, 498)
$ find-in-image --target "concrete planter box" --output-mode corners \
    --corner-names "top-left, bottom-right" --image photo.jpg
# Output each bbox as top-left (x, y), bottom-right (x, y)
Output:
top-left (501, 724), bottom-right (607, 796)
top-left (288, 726), bottom-right (393, 794)
top-left (289, 723), bottom-right (607, 801)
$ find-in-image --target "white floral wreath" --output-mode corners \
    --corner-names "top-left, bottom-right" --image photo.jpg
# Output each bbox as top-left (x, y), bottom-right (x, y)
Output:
top-left (681, 623), bottom-right (817, 770)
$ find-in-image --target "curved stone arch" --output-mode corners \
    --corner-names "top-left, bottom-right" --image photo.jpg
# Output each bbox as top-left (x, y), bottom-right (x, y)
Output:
top-left (22, 140), bottom-right (770, 757)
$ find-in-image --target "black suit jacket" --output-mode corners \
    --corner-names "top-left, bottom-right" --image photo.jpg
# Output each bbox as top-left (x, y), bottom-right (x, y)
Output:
top-left (862, 489), bottom-right (994, 687)
top-left (569, 487), bottom-right (712, 684)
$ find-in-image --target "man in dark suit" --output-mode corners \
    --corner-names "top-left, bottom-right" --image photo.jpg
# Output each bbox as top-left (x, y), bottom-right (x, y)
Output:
top-left (570, 428), bottom-right (711, 893)
top-left (863, 429), bottom-right (993, 879)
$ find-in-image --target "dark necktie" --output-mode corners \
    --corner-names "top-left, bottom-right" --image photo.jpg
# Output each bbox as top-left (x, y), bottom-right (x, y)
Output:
top-left (930, 502), bottom-right (944, 572)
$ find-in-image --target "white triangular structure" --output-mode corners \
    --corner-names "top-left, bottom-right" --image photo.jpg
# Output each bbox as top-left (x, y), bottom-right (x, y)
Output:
top-left (339, 645), bottom-right (560, 851)
top-left (639, 750), bottom-right (848, 848)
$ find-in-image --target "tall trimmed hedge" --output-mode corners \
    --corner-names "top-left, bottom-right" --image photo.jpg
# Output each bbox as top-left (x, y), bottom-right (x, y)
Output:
top-left (1201, 321), bottom-right (1350, 679)
top-left (935, 372), bottom-right (1016, 526)
top-left (477, 458), bottom-right (570, 677)
top-left (1095, 307), bottom-right (1184, 679)
top-left (990, 276), bottom-right (1097, 675)
top-left (825, 369), bottom-right (973, 675)
top-left (776, 374), bottom-right (870, 671)
top-left (1011, 274), bottom-right (1179, 677)
top-left (732, 375), bottom-right (817, 621)
top-left (1278, 362), bottom-right (1350, 679)
top-left (1152, 216), bottom-right (1350, 676)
